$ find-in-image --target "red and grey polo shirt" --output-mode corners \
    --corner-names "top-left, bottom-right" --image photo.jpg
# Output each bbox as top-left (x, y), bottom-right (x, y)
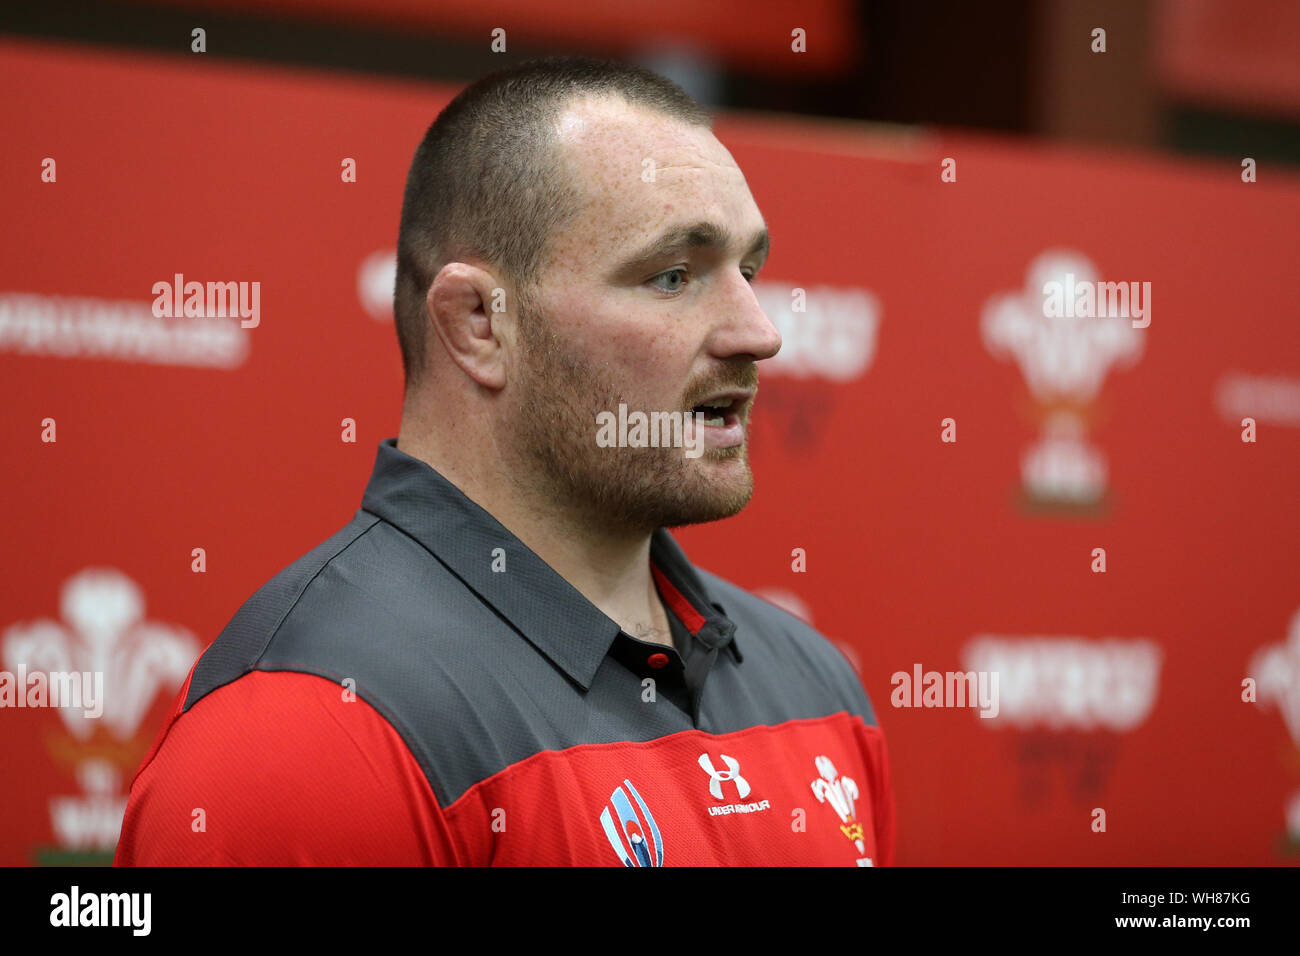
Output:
top-left (115, 438), bottom-right (896, 866)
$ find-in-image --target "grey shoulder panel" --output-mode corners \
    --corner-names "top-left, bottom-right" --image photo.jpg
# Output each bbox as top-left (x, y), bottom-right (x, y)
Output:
top-left (183, 510), bottom-right (382, 711)
top-left (254, 519), bottom-right (574, 806)
top-left (192, 516), bottom-right (591, 807)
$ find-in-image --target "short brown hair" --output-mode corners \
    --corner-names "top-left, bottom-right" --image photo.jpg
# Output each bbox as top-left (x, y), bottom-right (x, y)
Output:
top-left (394, 55), bottom-right (712, 390)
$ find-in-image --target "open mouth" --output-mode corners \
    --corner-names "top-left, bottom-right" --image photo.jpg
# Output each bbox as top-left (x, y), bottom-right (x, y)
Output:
top-left (690, 397), bottom-right (741, 428)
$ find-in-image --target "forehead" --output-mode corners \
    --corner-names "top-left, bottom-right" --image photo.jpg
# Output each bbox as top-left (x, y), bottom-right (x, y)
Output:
top-left (544, 94), bottom-right (762, 274)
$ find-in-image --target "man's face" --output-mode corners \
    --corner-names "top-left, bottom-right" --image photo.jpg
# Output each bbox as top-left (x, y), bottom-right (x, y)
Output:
top-left (504, 94), bottom-right (782, 535)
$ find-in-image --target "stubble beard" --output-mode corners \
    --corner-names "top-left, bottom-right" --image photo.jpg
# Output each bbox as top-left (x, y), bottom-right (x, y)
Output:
top-left (506, 304), bottom-right (756, 536)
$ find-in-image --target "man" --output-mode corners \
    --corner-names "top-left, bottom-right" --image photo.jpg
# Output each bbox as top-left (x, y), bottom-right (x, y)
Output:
top-left (115, 55), bottom-right (895, 866)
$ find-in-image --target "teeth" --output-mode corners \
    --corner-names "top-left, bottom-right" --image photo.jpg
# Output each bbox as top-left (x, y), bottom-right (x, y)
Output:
top-left (690, 396), bottom-right (738, 426)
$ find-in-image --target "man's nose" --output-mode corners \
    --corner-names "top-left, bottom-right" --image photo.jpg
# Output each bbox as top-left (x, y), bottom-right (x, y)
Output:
top-left (711, 273), bottom-right (782, 361)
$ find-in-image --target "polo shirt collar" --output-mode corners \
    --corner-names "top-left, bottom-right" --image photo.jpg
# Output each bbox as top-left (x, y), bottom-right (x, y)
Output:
top-left (359, 438), bottom-right (741, 691)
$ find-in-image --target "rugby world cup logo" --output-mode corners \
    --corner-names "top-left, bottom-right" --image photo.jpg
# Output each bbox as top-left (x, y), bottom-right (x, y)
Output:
top-left (600, 779), bottom-right (664, 867)
top-left (981, 250), bottom-right (1145, 513)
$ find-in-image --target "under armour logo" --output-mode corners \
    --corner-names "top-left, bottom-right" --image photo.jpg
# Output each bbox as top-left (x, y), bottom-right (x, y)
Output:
top-left (697, 753), bottom-right (751, 800)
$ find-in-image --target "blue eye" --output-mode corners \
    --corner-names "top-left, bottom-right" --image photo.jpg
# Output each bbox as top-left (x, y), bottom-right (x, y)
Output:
top-left (649, 266), bottom-right (756, 294)
top-left (650, 268), bottom-right (689, 294)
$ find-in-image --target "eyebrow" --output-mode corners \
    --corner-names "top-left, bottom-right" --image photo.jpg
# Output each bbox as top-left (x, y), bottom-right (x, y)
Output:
top-left (613, 220), bottom-right (770, 279)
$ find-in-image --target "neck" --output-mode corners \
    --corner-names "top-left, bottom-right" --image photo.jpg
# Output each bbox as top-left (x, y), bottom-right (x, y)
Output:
top-left (397, 422), bottom-right (675, 647)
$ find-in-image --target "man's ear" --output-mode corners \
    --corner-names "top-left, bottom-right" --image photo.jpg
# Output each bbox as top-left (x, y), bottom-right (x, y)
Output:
top-left (425, 262), bottom-right (510, 390)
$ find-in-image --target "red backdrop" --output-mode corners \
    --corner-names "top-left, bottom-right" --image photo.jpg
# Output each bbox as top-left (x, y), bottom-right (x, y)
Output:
top-left (138, 0), bottom-right (859, 75)
top-left (2, 37), bottom-right (1298, 866)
